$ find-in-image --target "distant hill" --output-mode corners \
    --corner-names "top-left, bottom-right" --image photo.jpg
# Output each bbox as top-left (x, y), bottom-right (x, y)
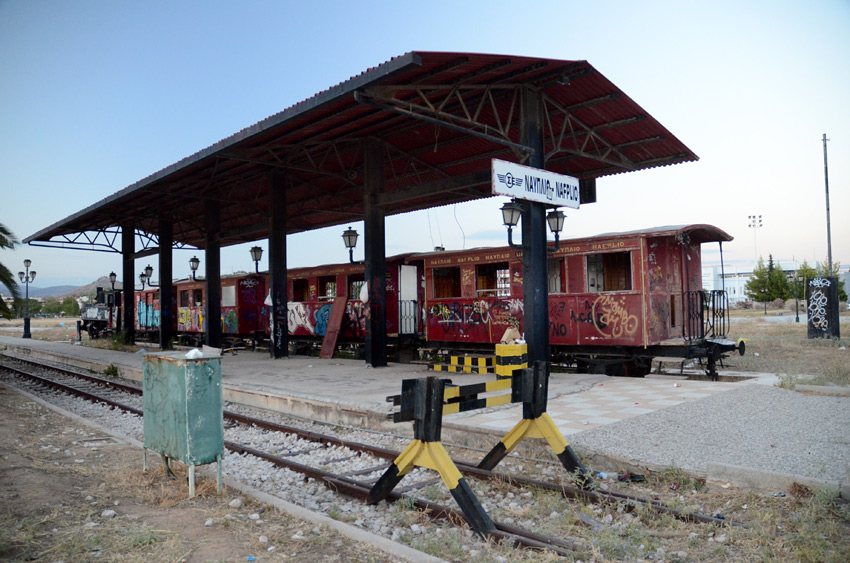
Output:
top-left (0, 276), bottom-right (123, 300)
top-left (57, 276), bottom-right (124, 299)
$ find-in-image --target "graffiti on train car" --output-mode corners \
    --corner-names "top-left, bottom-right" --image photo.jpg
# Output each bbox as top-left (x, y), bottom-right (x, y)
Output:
top-left (138, 300), bottom-right (160, 328)
top-left (288, 302), bottom-right (314, 334)
top-left (314, 304), bottom-right (332, 336)
top-left (427, 298), bottom-right (523, 340)
top-left (223, 309), bottom-right (238, 333)
top-left (177, 307), bottom-right (204, 332)
top-left (343, 301), bottom-right (367, 337)
top-left (592, 294), bottom-right (639, 338)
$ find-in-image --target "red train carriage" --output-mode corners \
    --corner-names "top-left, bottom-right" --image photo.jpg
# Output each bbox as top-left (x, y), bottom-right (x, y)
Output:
top-left (421, 224), bottom-right (742, 377)
top-left (174, 273), bottom-right (269, 347)
top-left (135, 287), bottom-right (169, 338)
top-left (286, 254), bottom-right (423, 356)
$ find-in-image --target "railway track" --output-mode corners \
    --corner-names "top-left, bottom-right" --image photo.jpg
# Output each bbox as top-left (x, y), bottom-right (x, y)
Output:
top-left (0, 353), bottom-right (740, 557)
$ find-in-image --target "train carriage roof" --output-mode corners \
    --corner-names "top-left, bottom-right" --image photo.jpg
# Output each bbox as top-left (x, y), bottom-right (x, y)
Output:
top-left (409, 224), bottom-right (731, 261)
top-left (590, 224), bottom-right (733, 244)
top-left (25, 51), bottom-right (698, 254)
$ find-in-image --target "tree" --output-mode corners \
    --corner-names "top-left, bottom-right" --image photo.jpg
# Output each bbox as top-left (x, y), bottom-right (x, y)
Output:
top-left (61, 297), bottom-right (80, 317)
top-left (0, 223), bottom-right (21, 319)
top-left (745, 257), bottom-right (769, 302)
top-left (11, 298), bottom-right (41, 318)
top-left (766, 255), bottom-right (792, 301)
top-left (41, 299), bottom-right (62, 316)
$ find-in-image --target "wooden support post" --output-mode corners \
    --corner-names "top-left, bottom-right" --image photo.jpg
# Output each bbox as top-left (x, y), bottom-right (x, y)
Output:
top-left (268, 171), bottom-right (288, 358)
top-left (158, 217), bottom-right (174, 349)
top-left (121, 222), bottom-right (135, 343)
top-left (205, 200), bottom-right (222, 349)
top-left (364, 141), bottom-right (387, 367)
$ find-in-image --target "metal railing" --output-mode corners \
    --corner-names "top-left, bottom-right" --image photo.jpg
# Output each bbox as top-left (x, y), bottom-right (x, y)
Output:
top-left (684, 290), bottom-right (729, 342)
top-left (399, 300), bottom-right (419, 335)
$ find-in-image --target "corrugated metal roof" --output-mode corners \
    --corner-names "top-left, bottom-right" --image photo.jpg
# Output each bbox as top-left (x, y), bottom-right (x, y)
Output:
top-left (26, 51), bottom-right (698, 252)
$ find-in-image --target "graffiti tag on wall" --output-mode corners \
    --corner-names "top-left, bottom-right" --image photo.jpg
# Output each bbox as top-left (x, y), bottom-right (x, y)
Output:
top-left (592, 294), bottom-right (638, 339)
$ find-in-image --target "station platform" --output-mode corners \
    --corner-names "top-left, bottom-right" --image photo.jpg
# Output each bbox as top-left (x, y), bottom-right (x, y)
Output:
top-left (0, 335), bottom-right (745, 436)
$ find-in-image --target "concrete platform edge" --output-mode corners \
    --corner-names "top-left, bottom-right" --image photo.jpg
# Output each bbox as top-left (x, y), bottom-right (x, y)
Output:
top-left (706, 462), bottom-right (849, 499)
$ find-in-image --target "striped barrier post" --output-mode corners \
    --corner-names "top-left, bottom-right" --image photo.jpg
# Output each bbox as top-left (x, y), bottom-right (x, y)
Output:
top-left (495, 343), bottom-right (527, 379)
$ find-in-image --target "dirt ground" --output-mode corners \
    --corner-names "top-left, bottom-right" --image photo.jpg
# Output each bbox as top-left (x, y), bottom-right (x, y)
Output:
top-left (0, 385), bottom-right (395, 562)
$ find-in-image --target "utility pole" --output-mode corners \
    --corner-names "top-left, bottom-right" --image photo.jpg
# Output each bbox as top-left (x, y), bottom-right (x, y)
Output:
top-left (822, 134), bottom-right (832, 275)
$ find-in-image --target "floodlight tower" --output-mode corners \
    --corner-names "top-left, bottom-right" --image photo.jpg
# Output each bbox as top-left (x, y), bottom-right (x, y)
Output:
top-left (748, 214), bottom-right (762, 265)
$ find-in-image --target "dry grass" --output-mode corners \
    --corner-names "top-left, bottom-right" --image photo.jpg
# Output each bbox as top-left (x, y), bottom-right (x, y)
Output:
top-left (727, 311), bottom-right (849, 387)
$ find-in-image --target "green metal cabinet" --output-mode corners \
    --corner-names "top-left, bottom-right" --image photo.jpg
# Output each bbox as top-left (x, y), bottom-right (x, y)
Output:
top-left (142, 352), bottom-right (223, 496)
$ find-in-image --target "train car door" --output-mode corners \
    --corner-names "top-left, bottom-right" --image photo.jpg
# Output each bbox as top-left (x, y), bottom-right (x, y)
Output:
top-left (398, 265), bottom-right (418, 334)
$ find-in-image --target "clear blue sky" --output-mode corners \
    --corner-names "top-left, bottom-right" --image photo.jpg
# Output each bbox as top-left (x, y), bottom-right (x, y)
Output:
top-left (1, 0), bottom-right (848, 287)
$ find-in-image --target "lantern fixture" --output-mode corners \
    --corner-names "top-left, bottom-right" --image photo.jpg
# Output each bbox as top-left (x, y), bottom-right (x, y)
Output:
top-left (108, 271), bottom-right (117, 289)
top-left (342, 226), bottom-right (359, 264)
top-left (249, 246), bottom-right (263, 273)
top-left (500, 201), bottom-right (523, 249)
top-left (546, 209), bottom-right (566, 250)
top-left (189, 256), bottom-right (200, 280)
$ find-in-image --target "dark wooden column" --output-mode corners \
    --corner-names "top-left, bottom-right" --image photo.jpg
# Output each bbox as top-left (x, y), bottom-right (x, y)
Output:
top-left (520, 85), bottom-right (549, 365)
top-left (204, 200), bottom-right (222, 349)
top-left (158, 217), bottom-right (174, 349)
top-left (121, 222), bottom-right (135, 343)
top-left (268, 171), bottom-right (288, 358)
top-left (364, 141), bottom-right (387, 367)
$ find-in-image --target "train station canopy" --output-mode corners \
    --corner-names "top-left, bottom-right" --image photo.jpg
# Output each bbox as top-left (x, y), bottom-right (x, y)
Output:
top-left (25, 51), bottom-right (698, 253)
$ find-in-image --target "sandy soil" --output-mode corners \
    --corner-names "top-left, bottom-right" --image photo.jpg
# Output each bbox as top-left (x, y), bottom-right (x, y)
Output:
top-left (0, 384), bottom-right (395, 562)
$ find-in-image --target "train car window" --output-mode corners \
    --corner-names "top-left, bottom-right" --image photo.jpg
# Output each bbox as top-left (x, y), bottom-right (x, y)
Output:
top-left (433, 267), bottom-right (461, 298)
top-left (192, 289), bottom-right (203, 306)
top-left (318, 276), bottom-right (337, 300)
top-left (180, 290), bottom-right (189, 307)
top-left (348, 273), bottom-right (365, 299)
top-left (670, 295), bottom-right (677, 327)
top-left (548, 257), bottom-right (565, 294)
top-left (587, 252), bottom-right (632, 292)
top-left (291, 279), bottom-right (308, 301)
top-left (476, 262), bottom-right (510, 297)
top-left (222, 285), bottom-right (236, 307)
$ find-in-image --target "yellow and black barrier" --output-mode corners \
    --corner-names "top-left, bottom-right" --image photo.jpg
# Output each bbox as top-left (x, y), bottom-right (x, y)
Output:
top-left (433, 353), bottom-right (495, 374)
top-left (495, 343), bottom-right (527, 378)
top-left (373, 363), bottom-right (592, 535)
top-left (370, 377), bottom-right (495, 536)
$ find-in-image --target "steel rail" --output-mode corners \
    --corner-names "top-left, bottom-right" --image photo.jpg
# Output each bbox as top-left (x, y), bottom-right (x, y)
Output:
top-left (0, 359), bottom-right (576, 555)
top-left (1, 355), bottom-right (740, 529)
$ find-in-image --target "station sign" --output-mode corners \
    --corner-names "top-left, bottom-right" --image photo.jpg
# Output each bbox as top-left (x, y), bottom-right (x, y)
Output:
top-left (491, 158), bottom-right (580, 209)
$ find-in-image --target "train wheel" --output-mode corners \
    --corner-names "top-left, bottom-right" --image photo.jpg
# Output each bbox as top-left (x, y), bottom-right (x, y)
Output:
top-left (88, 325), bottom-right (100, 340)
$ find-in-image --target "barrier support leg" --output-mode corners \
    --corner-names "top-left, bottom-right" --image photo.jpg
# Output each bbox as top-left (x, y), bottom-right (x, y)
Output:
top-left (478, 362), bottom-right (591, 487)
top-left (369, 377), bottom-right (495, 536)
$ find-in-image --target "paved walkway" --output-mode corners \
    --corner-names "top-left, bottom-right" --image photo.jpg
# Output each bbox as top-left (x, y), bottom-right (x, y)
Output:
top-left (446, 377), bottom-right (743, 434)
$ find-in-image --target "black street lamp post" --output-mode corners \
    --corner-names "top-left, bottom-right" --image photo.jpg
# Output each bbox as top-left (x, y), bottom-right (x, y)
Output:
top-left (17, 259), bottom-right (36, 339)
top-left (795, 274), bottom-right (803, 323)
top-left (189, 256), bottom-right (200, 280)
top-left (250, 246), bottom-right (263, 273)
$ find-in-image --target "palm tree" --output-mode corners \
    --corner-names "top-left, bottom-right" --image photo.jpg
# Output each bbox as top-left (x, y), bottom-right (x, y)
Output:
top-left (0, 223), bottom-right (21, 319)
